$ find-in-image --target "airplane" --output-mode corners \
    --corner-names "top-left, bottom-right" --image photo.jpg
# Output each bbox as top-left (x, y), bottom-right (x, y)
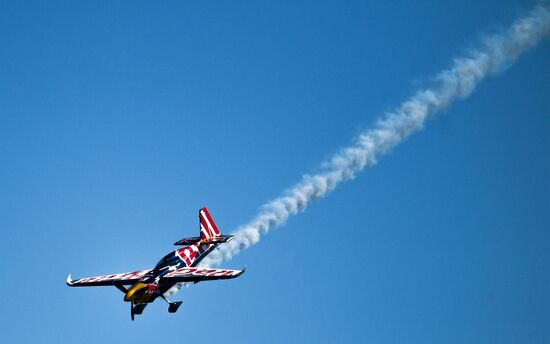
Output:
top-left (67, 207), bottom-right (245, 320)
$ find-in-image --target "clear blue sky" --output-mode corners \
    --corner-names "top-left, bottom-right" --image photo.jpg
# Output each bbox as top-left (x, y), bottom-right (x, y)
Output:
top-left (1, 1), bottom-right (548, 343)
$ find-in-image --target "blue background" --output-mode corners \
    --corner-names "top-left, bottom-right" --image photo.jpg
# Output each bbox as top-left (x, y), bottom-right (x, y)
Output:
top-left (1, 1), bottom-right (548, 343)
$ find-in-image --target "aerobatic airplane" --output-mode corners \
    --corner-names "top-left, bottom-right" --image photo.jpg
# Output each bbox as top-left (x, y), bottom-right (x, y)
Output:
top-left (67, 207), bottom-right (245, 320)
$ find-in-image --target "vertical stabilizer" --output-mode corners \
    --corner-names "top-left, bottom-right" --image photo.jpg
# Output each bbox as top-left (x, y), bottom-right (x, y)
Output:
top-left (199, 207), bottom-right (221, 240)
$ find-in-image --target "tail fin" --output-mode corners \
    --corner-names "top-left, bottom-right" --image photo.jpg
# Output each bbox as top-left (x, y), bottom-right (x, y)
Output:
top-left (173, 207), bottom-right (232, 246)
top-left (199, 207), bottom-right (221, 241)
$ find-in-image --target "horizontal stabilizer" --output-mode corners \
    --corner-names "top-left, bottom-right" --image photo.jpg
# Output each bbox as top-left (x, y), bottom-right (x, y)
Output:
top-left (173, 234), bottom-right (234, 246)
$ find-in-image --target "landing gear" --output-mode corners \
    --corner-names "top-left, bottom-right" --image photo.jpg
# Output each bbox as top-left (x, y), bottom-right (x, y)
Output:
top-left (130, 301), bottom-right (147, 321)
top-left (168, 301), bottom-right (183, 313)
top-left (161, 295), bottom-right (183, 313)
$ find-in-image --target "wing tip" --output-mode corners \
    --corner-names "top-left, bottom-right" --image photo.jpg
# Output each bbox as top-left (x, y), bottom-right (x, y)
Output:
top-left (66, 274), bottom-right (74, 286)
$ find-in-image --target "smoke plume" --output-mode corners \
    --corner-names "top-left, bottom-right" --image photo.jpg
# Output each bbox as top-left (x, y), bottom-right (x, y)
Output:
top-left (164, 4), bottom-right (550, 297)
top-left (159, 6), bottom-right (550, 302)
top-left (195, 4), bottom-right (550, 269)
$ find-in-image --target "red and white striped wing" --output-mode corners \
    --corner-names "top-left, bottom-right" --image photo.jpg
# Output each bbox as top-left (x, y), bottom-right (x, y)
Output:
top-left (199, 207), bottom-right (221, 240)
top-left (66, 270), bottom-right (150, 287)
top-left (161, 267), bottom-right (245, 283)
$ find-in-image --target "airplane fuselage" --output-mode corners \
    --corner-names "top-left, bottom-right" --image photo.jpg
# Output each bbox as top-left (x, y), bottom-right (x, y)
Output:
top-left (123, 242), bottom-right (216, 304)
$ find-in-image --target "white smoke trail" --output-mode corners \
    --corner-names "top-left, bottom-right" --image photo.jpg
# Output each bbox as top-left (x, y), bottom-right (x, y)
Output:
top-left (161, 6), bottom-right (550, 296)
top-left (197, 4), bottom-right (550, 268)
top-left (193, 4), bottom-right (550, 269)
top-left (164, 3), bottom-right (550, 297)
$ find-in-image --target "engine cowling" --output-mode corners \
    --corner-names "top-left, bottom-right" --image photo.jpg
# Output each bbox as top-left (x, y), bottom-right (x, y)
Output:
top-left (124, 283), bottom-right (158, 303)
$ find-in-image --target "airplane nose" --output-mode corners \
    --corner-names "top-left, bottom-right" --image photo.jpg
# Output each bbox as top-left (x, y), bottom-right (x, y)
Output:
top-left (124, 283), bottom-right (147, 302)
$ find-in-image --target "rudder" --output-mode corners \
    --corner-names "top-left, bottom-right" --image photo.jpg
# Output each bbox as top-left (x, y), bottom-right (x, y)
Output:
top-left (199, 207), bottom-right (221, 240)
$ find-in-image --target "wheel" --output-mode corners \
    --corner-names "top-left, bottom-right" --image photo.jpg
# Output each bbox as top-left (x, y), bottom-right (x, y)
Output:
top-left (168, 301), bottom-right (183, 313)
